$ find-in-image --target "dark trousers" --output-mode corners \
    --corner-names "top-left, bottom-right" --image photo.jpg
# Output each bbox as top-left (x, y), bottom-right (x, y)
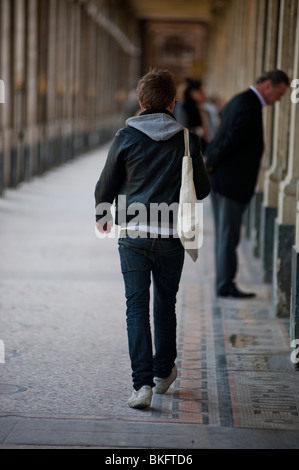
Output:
top-left (210, 192), bottom-right (247, 294)
top-left (118, 236), bottom-right (184, 391)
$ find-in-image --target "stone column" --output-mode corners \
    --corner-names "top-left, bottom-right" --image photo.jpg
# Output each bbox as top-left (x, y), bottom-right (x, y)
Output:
top-left (85, 18), bottom-right (97, 147)
top-left (231, 0), bottom-right (246, 93)
top-left (291, 208), bottom-right (299, 370)
top-left (248, 0), bottom-right (267, 256)
top-left (12, 0), bottom-right (26, 187)
top-left (25, 0), bottom-right (39, 180)
top-left (291, 197), bottom-right (299, 365)
top-left (71, 3), bottom-right (82, 156)
top-left (64, 0), bottom-right (74, 159)
top-left (56, 0), bottom-right (70, 162)
top-left (46, 0), bottom-right (58, 166)
top-left (272, 0), bottom-right (298, 317)
top-left (289, 4), bottom-right (299, 340)
top-left (259, 0), bottom-right (280, 190)
top-left (260, 0), bottom-right (289, 282)
top-left (0, 0), bottom-right (12, 194)
top-left (206, 0), bottom-right (234, 101)
top-left (79, 8), bottom-right (90, 147)
top-left (37, 0), bottom-right (49, 174)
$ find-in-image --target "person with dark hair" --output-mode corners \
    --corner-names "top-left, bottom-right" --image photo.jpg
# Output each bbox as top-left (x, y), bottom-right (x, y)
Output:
top-left (95, 69), bottom-right (211, 408)
top-left (174, 78), bottom-right (210, 149)
top-left (183, 79), bottom-right (204, 130)
top-left (205, 69), bottom-right (289, 298)
top-left (255, 69), bottom-right (290, 88)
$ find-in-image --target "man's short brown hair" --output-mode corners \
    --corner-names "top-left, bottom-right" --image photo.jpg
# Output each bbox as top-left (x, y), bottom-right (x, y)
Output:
top-left (136, 69), bottom-right (176, 110)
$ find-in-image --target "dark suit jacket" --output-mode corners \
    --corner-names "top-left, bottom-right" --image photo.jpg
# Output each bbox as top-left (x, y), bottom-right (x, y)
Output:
top-left (205, 89), bottom-right (264, 204)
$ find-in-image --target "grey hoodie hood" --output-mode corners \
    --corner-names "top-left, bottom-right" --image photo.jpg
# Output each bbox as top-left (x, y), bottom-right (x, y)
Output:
top-left (126, 112), bottom-right (184, 142)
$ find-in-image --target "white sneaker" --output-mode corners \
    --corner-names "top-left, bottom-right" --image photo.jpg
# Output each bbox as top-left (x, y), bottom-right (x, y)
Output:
top-left (153, 365), bottom-right (177, 394)
top-left (128, 385), bottom-right (153, 409)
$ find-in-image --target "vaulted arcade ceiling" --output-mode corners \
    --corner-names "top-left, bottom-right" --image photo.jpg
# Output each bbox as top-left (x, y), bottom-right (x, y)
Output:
top-left (126, 0), bottom-right (229, 22)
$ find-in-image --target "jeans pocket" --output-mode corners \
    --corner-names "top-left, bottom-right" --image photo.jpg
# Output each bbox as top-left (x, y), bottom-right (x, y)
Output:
top-left (158, 247), bottom-right (185, 279)
top-left (118, 243), bottom-right (151, 273)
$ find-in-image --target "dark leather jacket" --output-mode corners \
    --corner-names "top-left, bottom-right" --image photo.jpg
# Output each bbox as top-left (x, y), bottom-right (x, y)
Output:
top-left (95, 110), bottom-right (211, 228)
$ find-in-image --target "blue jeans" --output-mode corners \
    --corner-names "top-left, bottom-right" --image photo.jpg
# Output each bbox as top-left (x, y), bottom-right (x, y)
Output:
top-left (118, 236), bottom-right (185, 391)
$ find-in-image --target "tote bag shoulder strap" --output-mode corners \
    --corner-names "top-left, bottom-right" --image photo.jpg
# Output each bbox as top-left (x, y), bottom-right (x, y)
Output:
top-left (184, 128), bottom-right (190, 157)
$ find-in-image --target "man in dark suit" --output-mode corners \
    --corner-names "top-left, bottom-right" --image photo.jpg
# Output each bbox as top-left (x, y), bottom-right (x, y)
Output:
top-left (205, 70), bottom-right (289, 298)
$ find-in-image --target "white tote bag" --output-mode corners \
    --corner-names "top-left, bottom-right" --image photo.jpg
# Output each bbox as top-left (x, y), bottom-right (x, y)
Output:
top-left (177, 128), bottom-right (202, 262)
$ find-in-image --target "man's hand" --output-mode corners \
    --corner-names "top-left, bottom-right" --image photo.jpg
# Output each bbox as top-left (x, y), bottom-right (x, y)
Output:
top-left (95, 220), bottom-right (114, 234)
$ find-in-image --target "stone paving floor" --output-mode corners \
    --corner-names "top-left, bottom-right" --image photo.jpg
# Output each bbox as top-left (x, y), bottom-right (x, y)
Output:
top-left (0, 144), bottom-right (299, 449)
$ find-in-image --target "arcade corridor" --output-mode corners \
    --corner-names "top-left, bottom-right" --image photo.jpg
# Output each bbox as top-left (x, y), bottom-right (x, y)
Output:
top-left (0, 0), bottom-right (299, 449)
top-left (0, 143), bottom-right (299, 449)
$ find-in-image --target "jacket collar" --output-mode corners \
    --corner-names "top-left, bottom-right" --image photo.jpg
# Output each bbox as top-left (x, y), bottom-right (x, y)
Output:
top-left (140, 109), bottom-right (176, 118)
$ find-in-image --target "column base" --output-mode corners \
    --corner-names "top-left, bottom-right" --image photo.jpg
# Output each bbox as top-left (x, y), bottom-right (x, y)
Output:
top-left (260, 204), bottom-right (277, 283)
top-left (273, 220), bottom-right (295, 318)
top-left (291, 246), bottom-right (299, 370)
top-left (249, 191), bottom-right (263, 258)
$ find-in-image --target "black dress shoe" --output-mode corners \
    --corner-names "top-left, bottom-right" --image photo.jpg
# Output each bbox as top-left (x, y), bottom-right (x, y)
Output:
top-left (217, 285), bottom-right (256, 298)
